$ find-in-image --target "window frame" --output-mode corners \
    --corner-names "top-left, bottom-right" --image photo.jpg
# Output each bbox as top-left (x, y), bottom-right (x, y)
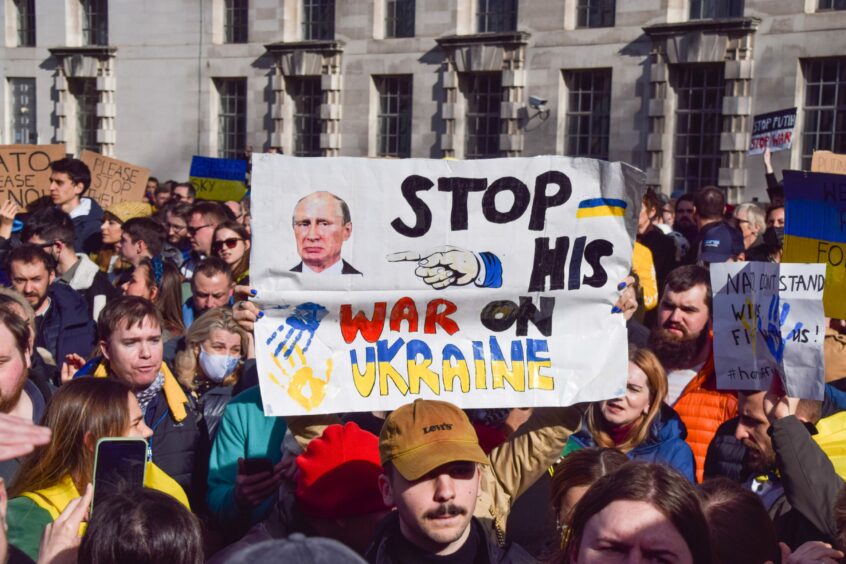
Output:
top-left (672, 64), bottom-right (725, 193)
top-left (376, 75), bottom-right (413, 158)
top-left (801, 58), bottom-right (846, 170)
top-left (288, 76), bottom-right (323, 157)
top-left (216, 78), bottom-right (248, 160)
top-left (576, 0), bottom-right (615, 29)
top-left (14, 0), bottom-right (36, 47)
top-left (688, 0), bottom-right (744, 20)
top-left (463, 72), bottom-right (502, 159)
top-left (564, 69), bottom-right (612, 161)
top-left (385, 0), bottom-right (415, 38)
top-left (81, 0), bottom-right (109, 46)
top-left (69, 77), bottom-right (99, 154)
top-left (476, 0), bottom-right (517, 33)
top-left (302, 0), bottom-right (335, 41)
top-left (224, 0), bottom-right (249, 44)
top-left (9, 78), bottom-right (37, 144)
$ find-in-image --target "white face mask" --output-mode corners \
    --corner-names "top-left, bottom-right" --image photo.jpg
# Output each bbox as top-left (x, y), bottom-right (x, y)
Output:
top-left (199, 349), bottom-right (240, 383)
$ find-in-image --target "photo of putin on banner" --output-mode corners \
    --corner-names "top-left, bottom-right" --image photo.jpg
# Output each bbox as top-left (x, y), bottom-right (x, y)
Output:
top-left (290, 190), bottom-right (362, 276)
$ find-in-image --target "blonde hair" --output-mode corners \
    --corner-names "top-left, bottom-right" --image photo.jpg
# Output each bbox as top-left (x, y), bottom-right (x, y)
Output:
top-left (174, 308), bottom-right (248, 391)
top-left (586, 346), bottom-right (667, 453)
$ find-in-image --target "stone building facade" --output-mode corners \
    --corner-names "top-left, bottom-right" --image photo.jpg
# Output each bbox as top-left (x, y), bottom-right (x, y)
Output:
top-left (1, 0), bottom-right (846, 201)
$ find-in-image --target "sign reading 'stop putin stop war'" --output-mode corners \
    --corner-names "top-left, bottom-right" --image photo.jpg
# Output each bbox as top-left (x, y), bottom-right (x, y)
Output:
top-left (250, 156), bottom-right (645, 416)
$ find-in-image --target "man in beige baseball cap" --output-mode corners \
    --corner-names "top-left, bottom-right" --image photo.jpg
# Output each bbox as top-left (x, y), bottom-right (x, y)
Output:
top-left (368, 399), bottom-right (533, 563)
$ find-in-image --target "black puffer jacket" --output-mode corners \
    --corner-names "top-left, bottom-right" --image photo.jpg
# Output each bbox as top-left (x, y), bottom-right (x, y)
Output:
top-left (36, 283), bottom-right (96, 367)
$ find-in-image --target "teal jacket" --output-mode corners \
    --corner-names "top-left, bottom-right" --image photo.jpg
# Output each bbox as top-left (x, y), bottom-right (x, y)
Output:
top-left (206, 385), bottom-right (288, 534)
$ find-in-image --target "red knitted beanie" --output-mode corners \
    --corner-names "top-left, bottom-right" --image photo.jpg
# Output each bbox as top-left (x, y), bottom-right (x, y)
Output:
top-left (295, 422), bottom-right (393, 520)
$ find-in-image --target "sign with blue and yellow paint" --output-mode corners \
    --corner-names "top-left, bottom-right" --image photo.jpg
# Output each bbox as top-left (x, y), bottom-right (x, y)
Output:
top-left (783, 169), bottom-right (846, 318)
top-left (188, 156), bottom-right (247, 202)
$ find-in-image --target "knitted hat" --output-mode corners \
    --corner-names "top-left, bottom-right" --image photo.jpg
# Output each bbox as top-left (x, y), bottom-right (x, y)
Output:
top-left (104, 201), bottom-right (153, 224)
top-left (295, 422), bottom-right (392, 520)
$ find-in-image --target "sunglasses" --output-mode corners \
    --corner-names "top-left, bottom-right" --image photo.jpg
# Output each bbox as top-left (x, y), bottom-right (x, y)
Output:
top-left (213, 237), bottom-right (244, 252)
top-left (186, 224), bottom-right (213, 237)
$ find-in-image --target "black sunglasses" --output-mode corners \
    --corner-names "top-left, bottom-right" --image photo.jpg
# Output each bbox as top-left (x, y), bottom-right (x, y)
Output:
top-left (213, 237), bottom-right (244, 252)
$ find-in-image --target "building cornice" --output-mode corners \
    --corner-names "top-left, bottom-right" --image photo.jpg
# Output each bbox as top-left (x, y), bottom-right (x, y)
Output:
top-left (435, 31), bottom-right (530, 48)
top-left (643, 17), bottom-right (760, 38)
top-left (48, 46), bottom-right (117, 58)
top-left (264, 39), bottom-right (345, 54)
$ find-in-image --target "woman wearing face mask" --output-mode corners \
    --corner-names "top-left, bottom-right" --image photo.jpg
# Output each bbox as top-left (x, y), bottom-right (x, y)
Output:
top-left (561, 346), bottom-right (695, 482)
top-left (173, 308), bottom-right (249, 442)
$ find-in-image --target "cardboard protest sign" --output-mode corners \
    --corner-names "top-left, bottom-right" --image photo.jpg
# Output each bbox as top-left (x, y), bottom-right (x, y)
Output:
top-left (711, 262), bottom-right (826, 400)
top-left (250, 155), bottom-right (645, 416)
top-left (81, 150), bottom-right (150, 208)
top-left (811, 150), bottom-right (846, 175)
top-left (0, 144), bottom-right (66, 206)
top-left (748, 108), bottom-right (796, 156)
top-left (188, 156), bottom-right (247, 201)
top-left (782, 169), bottom-right (846, 318)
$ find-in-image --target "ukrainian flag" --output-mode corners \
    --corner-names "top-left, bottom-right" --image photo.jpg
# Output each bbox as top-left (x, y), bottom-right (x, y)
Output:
top-left (782, 169), bottom-right (846, 319)
top-left (188, 156), bottom-right (248, 202)
top-left (576, 198), bottom-right (627, 219)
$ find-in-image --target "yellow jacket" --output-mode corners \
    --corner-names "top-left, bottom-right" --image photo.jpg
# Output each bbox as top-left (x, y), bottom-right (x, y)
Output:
top-left (21, 461), bottom-right (190, 526)
top-left (813, 410), bottom-right (846, 480)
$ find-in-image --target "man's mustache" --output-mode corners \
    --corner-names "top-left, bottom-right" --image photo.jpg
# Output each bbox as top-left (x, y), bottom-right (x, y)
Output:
top-left (425, 504), bottom-right (467, 519)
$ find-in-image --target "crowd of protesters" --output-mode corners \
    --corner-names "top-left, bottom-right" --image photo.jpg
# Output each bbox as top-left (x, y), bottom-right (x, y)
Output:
top-left (0, 147), bottom-right (845, 564)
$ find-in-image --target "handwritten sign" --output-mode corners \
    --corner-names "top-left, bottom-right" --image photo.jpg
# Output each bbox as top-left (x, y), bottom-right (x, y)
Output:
top-left (0, 144), bottom-right (66, 206)
top-left (188, 156), bottom-right (247, 202)
top-left (748, 108), bottom-right (796, 156)
top-left (782, 169), bottom-right (846, 318)
top-left (711, 262), bottom-right (826, 400)
top-left (250, 155), bottom-right (645, 416)
top-left (81, 151), bottom-right (150, 207)
top-left (811, 150), bottom-right (846, 175)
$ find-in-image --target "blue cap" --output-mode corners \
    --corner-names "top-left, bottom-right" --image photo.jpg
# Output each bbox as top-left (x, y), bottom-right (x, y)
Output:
top-left (699, 221), bottom-right (745, 263)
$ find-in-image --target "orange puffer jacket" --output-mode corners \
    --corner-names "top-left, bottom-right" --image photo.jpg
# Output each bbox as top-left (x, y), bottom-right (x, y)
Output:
top-left (673, 356), bottom-right (738, 482)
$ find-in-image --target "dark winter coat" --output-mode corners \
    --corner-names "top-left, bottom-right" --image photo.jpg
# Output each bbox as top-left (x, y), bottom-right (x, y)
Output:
top-left (366, 512), bottom-right (537, 564)
top-left (566, 403), bottom-right (696, 482)
top-left (35, 283), bottom-right (96, 366)
top-left (71, 198), bottom-right (104, 254)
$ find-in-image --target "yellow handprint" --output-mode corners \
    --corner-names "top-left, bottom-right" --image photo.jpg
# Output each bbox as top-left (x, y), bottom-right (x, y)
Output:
top-left (268, 344), bottom-right (333, 411)
top-left (739, 297), bottom-right (757, 356)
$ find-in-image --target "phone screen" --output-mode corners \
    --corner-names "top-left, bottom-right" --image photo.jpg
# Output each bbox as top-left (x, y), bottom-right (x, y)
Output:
top-left (92, 439), bottom-right (147, 511)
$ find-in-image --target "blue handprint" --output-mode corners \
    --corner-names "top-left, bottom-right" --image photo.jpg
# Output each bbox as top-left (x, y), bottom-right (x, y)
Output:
top-left (265, 302), bottom-right (328, 359)
top-left (757, 295), bottom-right (804, 363)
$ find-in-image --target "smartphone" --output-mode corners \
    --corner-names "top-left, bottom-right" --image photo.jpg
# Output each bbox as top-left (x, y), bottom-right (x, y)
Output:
top-left (91, 438), bottom-right (148, 512)
top-left (242, 457), bottom-right (273, 475)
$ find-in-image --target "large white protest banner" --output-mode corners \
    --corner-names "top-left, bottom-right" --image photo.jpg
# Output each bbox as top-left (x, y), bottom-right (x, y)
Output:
top-left (250, 155), bottom-right (644, 416)
top-left (711, 262), bottom-right (826, 400)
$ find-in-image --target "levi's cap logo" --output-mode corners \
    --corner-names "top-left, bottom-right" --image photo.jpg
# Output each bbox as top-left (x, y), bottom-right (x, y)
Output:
top-left (422, 423), bottom-right (453, 434)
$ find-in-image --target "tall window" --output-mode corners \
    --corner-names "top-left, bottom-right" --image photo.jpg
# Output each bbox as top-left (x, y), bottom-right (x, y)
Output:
top-left (802, 59), bottom-right (846, 169)
top-left (673, 65), bottom-right (724, 193)
top-left (689, 0), bottom-right (744, 19)
top-left (376, 76), bottom-right (412, 158)
top-left (216, 79), bottom-right (247, 159)
top-left (288, 77), bottom-right (322, 156)
top-left (819, 0), bottom-right (846, 9)
top-left (69, 78), bottom-right (98, 153)
top-left (303, 0), bottom-right (334, 40)
top-left (564, 70), bottom-right (611, 160)
top-left (82, 0), bottom-right (108, 45)
top-left (576, 0), bottom-right (615, 28)
top-left (224, 0), bottom-right (249, 43)
top-left (14, 0), bottom-right (36, 46)
top-left (464, 73), bottom-right (501, 159)
top-left (476, 0), bottom-right (517, 33)
top-left (386, 0), bottom-right (415, 38)
top-left (9, 78), bottom-right (37, 144)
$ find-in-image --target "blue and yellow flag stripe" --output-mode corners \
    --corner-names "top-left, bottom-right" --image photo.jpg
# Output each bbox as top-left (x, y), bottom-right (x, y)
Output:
top-left (576, 198), bottom-right (627, 219)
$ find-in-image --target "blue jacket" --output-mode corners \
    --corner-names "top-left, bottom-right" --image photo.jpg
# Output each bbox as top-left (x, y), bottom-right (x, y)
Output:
top-left (70, 197), bottom-right (104, 254)
top-left (36, 283), bottom-right (96, 372)
top-left (566, 403), bottom-right (696, 482)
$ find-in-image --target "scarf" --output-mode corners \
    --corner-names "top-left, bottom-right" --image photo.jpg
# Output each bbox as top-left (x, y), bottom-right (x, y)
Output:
top-left (135, 372), bottom-right (165, 414)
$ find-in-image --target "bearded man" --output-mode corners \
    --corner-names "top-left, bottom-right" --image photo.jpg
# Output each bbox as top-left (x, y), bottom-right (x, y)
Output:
top-left (648, 265), bottom-right (737, 481)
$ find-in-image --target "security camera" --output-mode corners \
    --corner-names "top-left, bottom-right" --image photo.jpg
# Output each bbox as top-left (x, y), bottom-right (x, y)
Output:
top-left (528, 95), bottom-right (548, 109)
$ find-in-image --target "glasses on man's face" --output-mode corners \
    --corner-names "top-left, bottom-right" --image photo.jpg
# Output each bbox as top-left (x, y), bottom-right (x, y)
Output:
top-left (187, 224), bottom-right (212, 237)
top-left (167, 222), bottom-right (187, 233)
top-left (33, 241), bottom-right (56, 249)
top-left (212, 238), bottom-right (243, 253)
